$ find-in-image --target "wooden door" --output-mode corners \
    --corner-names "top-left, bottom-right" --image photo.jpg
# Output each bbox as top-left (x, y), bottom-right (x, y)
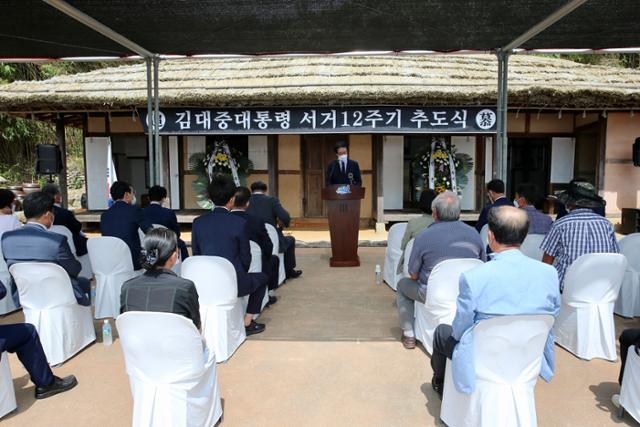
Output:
top-left (303, 135), bottom-right (343, 217)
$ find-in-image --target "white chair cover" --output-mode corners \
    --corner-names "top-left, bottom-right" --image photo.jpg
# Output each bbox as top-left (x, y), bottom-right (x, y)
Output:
top-left (265, 223), bottom-right (285, 285)
top-left (88, 237), bottom-right (141, 319)
top-left (8, 263), bottom-right (96, 366)
top-left (383, 222), bottom-right (407, 290)
top-left (242, 241), bottom-right (268, 316)
top-left (50, 225), bottom-right (93, 280)
top-left (441, 315), bottom-right (554, 427)
top-left (554, 253), bottom-right (627, 361)
top-left (181, 256), bottom-right (246, 362)
top-left (116, 312), bottom-right (223, 427)
top-left (479, 224), bottom-right (489, 250)
top-left (414, 259), bottom-right (483, 354)
top-left (620, 345), bottom-right (640, 424)
top-left (0, 244), bottom-right (19, 315)
top-left (520, 234), bottom-right (545, 261)
top-left (615, 233), bottom-right (640, 318)
top-left (0, 352), bottom-right (16, 419)
top-left (402, 238), bottom-right (414, 278)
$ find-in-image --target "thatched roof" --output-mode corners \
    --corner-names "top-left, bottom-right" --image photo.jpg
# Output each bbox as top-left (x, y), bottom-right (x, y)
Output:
top-left (1, 54), bottom-right (640, 112)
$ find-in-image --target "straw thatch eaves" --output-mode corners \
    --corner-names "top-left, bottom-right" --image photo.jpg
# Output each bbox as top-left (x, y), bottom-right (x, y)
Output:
top-left (1, 54), bottom-right (640, 112)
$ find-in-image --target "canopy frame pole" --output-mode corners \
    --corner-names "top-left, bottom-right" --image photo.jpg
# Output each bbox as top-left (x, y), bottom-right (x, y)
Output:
top-left (41, 0), bottom-right (154, 58)
top-left (153, 55), bottom-right (161, 186)
top-left (503, 0), bottom-right (588, 51)
top-left (495, 49), bottom-right (510, 183)
top-left (146, 58), bottom-right (155, 185)
top-left (55, 113), bottom-right (68, 207)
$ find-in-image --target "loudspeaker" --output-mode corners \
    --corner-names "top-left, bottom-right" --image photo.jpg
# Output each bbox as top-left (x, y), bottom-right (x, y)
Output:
top-left (634, 137), bottom-right (640, 167)
top-left (36, 144), bottom-right (62, 174)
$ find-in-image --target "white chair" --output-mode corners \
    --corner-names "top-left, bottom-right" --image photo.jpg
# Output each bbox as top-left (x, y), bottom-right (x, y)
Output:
top-left (402, 238), bottom-right (414, 278)
top-left (0, 244), bottom-right (19, 315)
top-left (0, 352), bottom-right (17, 419)
top-left (88, 237), bottom-right (141, 319)
top-left (181, 256), bottom-right (246, 362)
top-left (479, 224), bottom-right (489, 250)
top-left (50, 225), bottom-right (93, 280)
top-left (383, 222), bottom-right (407, 290)
top-left (9, 263), bottom-right (96, 366)
top-left (620, 345), bottom-right (640, 423)
top-left (441, 315), bottom-right (555, 427)
top-left (615, 233), bottom-right (640, 318)
top-left (414, 258), bottom-right (483, 354)
top-left (243, 241), bottom-right (269, 315)
top-left (554, 253), bottom-right (627, 361)
top-left (117, 312), bottom-right (223, 427)
top-left (265, 223), bottom-right (285, 286)
top-left (520, 234), bottom-right (546, 261)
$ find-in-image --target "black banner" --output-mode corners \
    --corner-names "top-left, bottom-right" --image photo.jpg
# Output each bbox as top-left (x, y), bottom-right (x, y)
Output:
top-left (140, 106), bottom-right (497, 135)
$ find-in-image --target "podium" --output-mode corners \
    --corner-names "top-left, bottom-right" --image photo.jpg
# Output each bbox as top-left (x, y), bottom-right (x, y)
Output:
top-left (321, 185), bottom-right (365, 267)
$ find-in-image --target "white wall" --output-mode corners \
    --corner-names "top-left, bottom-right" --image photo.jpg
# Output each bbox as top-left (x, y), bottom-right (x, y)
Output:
top-left (382, 135), bottom-right (404, 209)
top-left (85, 137), bottom-right (110, 210)
top-left (550, 137), bottom-right (575, 183)
top-left (248, 135), bottom-right (268, 170)
top-left (451, 136), bottom-right (476, 210)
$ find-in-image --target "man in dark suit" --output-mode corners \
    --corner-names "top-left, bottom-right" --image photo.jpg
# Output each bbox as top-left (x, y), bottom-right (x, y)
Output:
top-left (100, 181), bottom-right (152, 270)
top-left (247, 181), bottom-right (302, 280)
top-left (475, 179), bottom-right (511, 232)
top-left (143, 185), bottom-right (189, 260)
top-left (325, 140), bottom-right (362, 186)
top-left (42, 183), bottom-right (88, 256)
top-left (2, 191), bottom-right (91, 306)
top-left (0, 283), bottom-right (78, 399)
top-left (232, 186), bottom-right (279, 306)
top-left (192, 173), bottom-right (269, 336)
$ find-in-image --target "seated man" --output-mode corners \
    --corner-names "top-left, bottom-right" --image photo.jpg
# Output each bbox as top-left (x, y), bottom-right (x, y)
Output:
top-left (192, 173), bottom-right (269, 336)
top-left (397, 189), bottom-right (438, 273)
top-left (431, 206), bottom-right (561, 397)
top-left (475, 179), bottom-right (511, 232)
top-left (0, 283), bottom-right (78, 399)
top-left (121, 228), bottom-right (200, 329)
top-left (42, 183), bottom-right (88, 256)
top-left (513, 183), bottom-right (552, 235)
top-left (232, 186), bottom-right (279, 306)
top-left (143, 185), bottom-right (189, 260)
top-left (541, 180), bottom-right (618, 291)
top-left (247, 181), bottom-right (302, 280)
top-left (2, 192), bottom-right (91, 306)
top-left (100, 181), bottom-right (152, 270)
top-left (397, 191), bottom-right (485, 350)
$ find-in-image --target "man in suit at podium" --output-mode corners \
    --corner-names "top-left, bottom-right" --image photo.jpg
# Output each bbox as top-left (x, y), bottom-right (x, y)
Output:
top-left (325, 141), bottom-right (362, 186)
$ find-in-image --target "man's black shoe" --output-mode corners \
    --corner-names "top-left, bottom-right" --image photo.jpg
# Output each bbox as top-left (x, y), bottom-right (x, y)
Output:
top-left (35, 375), bottom-right (78, 399)
top-left (287, 269), bottom-right (303, 279)
top-left (245, 320), bottom-right (266, 336)
top-left (431, 375), bottom-right (443, 399)
top-left (266, 296), bottom-right (278, 307)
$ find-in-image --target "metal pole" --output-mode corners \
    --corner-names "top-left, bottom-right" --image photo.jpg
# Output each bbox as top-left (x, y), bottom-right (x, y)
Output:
top-left (55, 114), bottom-right (68, 207)
top-left (146, 58), bottom-right (155, 185)
top-left (495, 49), bottom-right (510, 183)
top-left (153, 55), bottom-right (161, 186)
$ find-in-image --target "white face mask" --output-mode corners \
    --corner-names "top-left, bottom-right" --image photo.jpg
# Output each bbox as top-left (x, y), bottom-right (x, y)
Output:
top-left (131, 196), bottom-right (137, 205)
top-left (338, 154), bottom-right (348, 162)
top-left (513, 200), bottom-right (520, 208)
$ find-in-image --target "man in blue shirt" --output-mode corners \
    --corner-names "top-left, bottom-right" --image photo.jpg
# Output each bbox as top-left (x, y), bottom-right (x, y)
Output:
top-left (513, 183), bottom-right (552, 235)
top-left (430, 206), bottom-right (560, 397)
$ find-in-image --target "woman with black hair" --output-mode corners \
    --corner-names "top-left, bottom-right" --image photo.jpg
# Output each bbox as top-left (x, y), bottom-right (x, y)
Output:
top-left (120, 228), bottom-right (200, 329)
top-left (0, 189), bottom-right (21, 235)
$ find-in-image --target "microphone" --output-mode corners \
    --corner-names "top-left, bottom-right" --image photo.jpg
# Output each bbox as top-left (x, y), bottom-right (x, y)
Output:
top-left (348, 172), bottom-right (354, 185)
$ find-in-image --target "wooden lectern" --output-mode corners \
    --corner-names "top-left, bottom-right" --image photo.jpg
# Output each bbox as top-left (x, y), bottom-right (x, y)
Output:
top-left (321, 185), bottom-right (366, 267)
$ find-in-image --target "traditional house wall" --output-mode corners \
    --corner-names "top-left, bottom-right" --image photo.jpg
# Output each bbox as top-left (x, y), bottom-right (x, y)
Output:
top-left (603, 112), bottom-right (640, 215)
top-left (276, 134), bottom-right (303, 218)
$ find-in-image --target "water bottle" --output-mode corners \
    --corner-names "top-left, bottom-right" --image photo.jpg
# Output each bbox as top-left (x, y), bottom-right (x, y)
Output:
top-left (102, 319), bottom-right (113, 346)
top-left (375, 264), bottom-right (382, 285)
top-left (90, 283), bottom-right (96, 306)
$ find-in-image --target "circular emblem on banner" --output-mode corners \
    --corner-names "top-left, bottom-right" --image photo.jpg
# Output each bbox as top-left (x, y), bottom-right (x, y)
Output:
top-left (145, 112), bottom-right (166, 130)
top-left (475, 109), bottom-right (497, 130)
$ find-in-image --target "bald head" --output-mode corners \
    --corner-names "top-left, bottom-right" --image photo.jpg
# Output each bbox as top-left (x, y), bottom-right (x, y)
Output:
top-left (488, 206), bottom-right (530, 246)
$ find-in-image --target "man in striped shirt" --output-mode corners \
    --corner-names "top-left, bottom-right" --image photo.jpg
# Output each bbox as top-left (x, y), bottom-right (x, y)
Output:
top-left (541, 181), bottom-right (618, 290)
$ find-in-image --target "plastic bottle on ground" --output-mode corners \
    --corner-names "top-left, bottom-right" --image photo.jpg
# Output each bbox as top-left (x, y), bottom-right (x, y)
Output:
top-left (102, 319), bottom-right (113, 346)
